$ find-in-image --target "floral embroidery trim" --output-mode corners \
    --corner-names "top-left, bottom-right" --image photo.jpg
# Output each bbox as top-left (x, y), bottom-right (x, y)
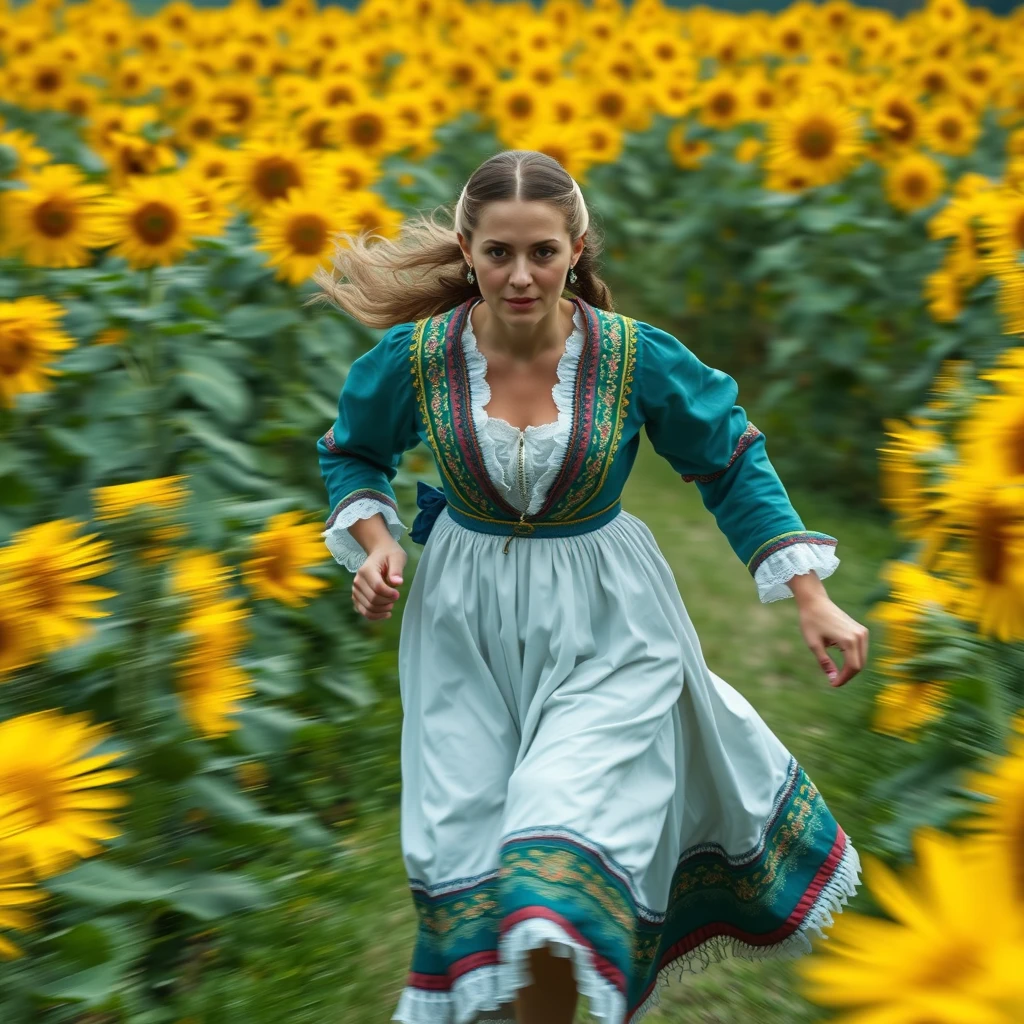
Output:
top-left (681, 421), bottom-right (762, 483)
top-left (324, 488), bottom-right (396, 529)
top-left (401, 755), bottom-right (851, 1019)
top-left (746, 531), bottom-right (839, 576)
top-left (546, 304), bottom-right (636, 521)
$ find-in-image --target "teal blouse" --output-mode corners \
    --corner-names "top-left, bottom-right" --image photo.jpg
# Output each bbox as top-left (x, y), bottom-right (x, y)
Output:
top-left (316, 295), bottom-right (837, 582)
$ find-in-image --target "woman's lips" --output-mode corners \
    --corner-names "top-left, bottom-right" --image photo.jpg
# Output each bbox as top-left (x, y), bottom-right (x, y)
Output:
top-left (506, 298), bottom-right (537, 306)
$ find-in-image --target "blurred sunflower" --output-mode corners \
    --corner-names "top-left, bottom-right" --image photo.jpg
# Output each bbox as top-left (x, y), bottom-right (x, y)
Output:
top-left (667, 125), bottom-right (711, 170)
top-left (1, 519), bottom-right (116, 656)
top-left (957, 716), bottom-right (1024, 901)
top-left (103, 126), bottom-right (178, 188)
top-left (111, 55), bottom-right (154, 101)
top-left (319, 149), bottom-right (381, 194)
top-left (0, 820), bottom-right (43, 958)
top-left (696, 74), bottom-right (746, 130)
top-left (927, 188), bottom-right (990, 287)
top-left (650, 71), bottom-right (696, 120)
top-left (172, 102), bottom-right (230, 150)
top-left (922, 103), bottom-right (980, 157)
top-left (734, 138), bottom-right (763, 163)
top-left (187, 143), bottom-right (240, 186)
top-left (510, 121), bottom-right (594, 180)
top-left (878, 416), bottom-right (944, 539)
top-left (93, 474), bottom-right (189, 521)
top-left (0, 128), bottom-right (49, 176)
top-left (929, 468), bottom-right (1024, 643)
top-left (0, 579), bottom-right (40, 681)
top-left (1, 163), bottom-right (108, 268)
top-left (210, 78), bottom-right (265, 136)
top-left (343, 189), bottom-right (404, 242)
top-left (491, 77), bottom-right (543, 132)
top-left (242, 510), bottom-right (329, 607)
top-left (176, 597), bottom-right (254, 737)
top-left (795, 827), bottom-right (1024, 1022)
top-left (94, 174), bottom-right (201, 269)
top-left (254, 188), bottom-right (352, 286)
top-left (872, 676), bottom-right (951, 740)
top-left (580, 120), bottom-right (624, 165)
top-left (180, 168), bottom-right (235, 238)
top-left (229, 130), bottom-right (324, 215)
top-left (924, 265), bottom-right (962, 322)
top-left (872, 87), bottom-right (923, 149)
top-left (766, 88), bottom-right (863, 187)
top-left (0, 295), bottom-right (75, 407)
top-left (954, 360), bottom-right (1024, 484)
top-left (976, 186), bottom-right (1024, 282)
top-left (169, 549), bottom-right (235, 607)
top-left (885, 152), bottom-right (946, 213)
top-left (336, 98), bottom-right (414, 161)
top-left (15, 48), bottom-right (73, 112)
top-left (0, 710), bottom-right (134, 879)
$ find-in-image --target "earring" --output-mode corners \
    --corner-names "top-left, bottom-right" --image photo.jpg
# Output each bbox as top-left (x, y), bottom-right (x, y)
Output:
top-left (568, 264), bottom-right (578, 285)
top-left (466, 265), bottom-right (475, 284)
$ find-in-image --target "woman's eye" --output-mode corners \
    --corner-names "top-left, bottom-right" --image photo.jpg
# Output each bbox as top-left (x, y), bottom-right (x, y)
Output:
top-left (486, 247), bottom-right (555, 258)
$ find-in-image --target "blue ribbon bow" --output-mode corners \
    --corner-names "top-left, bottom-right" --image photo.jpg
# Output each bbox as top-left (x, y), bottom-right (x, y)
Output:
top-left (410, 481), bottom-right (447, 544)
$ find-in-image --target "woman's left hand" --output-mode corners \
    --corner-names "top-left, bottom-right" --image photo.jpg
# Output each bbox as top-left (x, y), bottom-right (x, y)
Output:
top-left (796, 593), bottom-right (870, 688)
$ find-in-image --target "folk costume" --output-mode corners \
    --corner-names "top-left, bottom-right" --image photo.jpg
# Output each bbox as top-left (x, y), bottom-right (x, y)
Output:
top-left (317, 294), bottom-right (862, 1024)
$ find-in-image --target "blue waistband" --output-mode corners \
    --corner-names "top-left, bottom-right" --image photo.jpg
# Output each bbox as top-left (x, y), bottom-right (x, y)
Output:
top-left (444, 500), bottom-right (623, 538)
top-left (410, 481), bottom-right (622, 543)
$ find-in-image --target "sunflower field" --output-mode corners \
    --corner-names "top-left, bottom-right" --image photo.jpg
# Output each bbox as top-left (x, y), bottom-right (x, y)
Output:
top-left (1, 0), bottom-right (1023, 1018)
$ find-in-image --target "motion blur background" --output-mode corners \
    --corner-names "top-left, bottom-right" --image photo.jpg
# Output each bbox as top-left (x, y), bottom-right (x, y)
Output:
top-left (1, 0), bottom-right (1023, 1021)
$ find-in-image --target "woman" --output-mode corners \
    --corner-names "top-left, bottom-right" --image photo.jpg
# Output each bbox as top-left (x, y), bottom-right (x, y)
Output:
top-left (314, 150), bottom-right (868, 1024)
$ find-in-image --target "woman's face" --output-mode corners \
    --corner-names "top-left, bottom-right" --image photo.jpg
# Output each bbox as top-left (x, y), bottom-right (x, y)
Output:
top-left (458, 199), bottom-right (585, 324)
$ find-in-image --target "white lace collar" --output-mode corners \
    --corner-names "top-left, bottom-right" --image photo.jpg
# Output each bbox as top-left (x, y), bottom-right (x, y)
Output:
top-left (461, 301), bottom-right (584, 515)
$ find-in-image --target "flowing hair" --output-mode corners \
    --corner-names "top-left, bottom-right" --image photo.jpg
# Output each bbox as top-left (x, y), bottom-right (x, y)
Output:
top-left (307, 149), bottom-right (614, 328)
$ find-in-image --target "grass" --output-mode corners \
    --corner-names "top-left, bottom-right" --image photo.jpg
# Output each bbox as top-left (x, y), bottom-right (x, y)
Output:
top-left (181, 434), bottom-right (899, 1024)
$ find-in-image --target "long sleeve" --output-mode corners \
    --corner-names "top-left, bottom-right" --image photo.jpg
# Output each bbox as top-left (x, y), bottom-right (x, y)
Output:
top-left (637, 322), bottom-right (838, 602)
top-left (317, 321), bottom-right (421, 572)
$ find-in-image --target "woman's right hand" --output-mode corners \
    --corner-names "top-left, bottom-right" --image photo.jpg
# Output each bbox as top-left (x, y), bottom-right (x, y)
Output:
top-left (352, 541), bottom-right (408, 620)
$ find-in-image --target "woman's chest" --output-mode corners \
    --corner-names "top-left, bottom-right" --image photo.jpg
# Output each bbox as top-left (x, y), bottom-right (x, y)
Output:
top-left (477, 347), bottom-right (563, 431)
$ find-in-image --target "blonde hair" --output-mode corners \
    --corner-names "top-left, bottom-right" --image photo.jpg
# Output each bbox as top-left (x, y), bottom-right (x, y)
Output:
top-left (308, 149), bottom-right (614, 329)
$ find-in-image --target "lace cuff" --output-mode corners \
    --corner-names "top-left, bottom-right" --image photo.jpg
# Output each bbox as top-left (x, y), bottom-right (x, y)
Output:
top-left (321, 497), bottom-right (408, 573)
top-left (754, 542), bottom-right (840, 604)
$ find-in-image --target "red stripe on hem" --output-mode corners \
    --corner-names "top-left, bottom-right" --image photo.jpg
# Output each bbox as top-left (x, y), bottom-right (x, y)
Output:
top-left (629, 827), bottom-right (850, 1019)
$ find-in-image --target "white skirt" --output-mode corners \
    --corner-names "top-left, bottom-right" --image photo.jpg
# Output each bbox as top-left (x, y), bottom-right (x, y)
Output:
top-left (393, 507), bottom-right (862, 1024)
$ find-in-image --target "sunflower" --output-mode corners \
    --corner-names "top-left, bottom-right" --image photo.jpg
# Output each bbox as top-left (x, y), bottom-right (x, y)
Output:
top-left (342, 189), bottom-right (404, 243)
top-left (102, 126), bottom-right (179, 188)
top-left (928, 468), bottom-right (1024, 643)
top-left (0, 710), bottom-right (134, 879)
top-left (872, 678), bottom-right (951, 739)
top-left (254, 188), bottom-right (352, 286)
top-left (0, 296), bottom-right (76, 408)
top-left (334, 97), bottom-right (411, 160)
top-left (169, 549), bottom-right (235, 607)
top-left (490, 77), bottom-right (541, 130)
top-left (667, 125), bottom-right (711, 170)
top-left (94, 174), bottom-right (201, 269)
top-left (581, 120), bottom-right (624, 165)
top-left (796, 827), bottom-right (1024, 1022)
top-left (510, 121), bottom-right (594, 181)
top-left (242, 511), bottom-right (329, 607)
top-left (319, 149), bottom-right (381, 194)
top-left (738, 69), bottom-right (780, 120)
top-left (1, 519), bottom-right (116, 656)
top-left (0, 128), bottom-right (49, 176)
top-left (0, 578), bottom-right (40, 681)
top-left (696, 74), bottom-right (746, 130)
top-left (885, 152), bottom-right (946, 213)
top-left (172, 102), bottom-right (230, 150)
top-left (186, 143), bottom-right (240, 186)
top-left (924, 265), bottom-right (962, 321)
top-left (922, 103), bottom-right (980, 157)
top-left (650, 70), bottom-right (696, 120)
top-left (927, 189), bottom-right (990, 287)
top-left (176, 597), bottom-right (254, 737)
top-left (1, 163), bottom-right (108, 268)
top-left (0, 828), bottom-right (43, 959)
top-left (872, 87), bottom-right (923, 149)
top-left (976, 186), bottom-right (1024, 282)
top-left (958, 719), bottom-right (1024, 904)
top-left (955, 361), bottom-right (1024, 482)
top-left (180, 169), bottom-right (235, 238)
top-left (16, 49), bottom-right (73, 112)
top-left (210, 78), bottom-right (265, 136)
top-left (92, 475), bottom-right (189, 521)
top-left (877, 416), bottom-right (944, 539)
top-left (734, 138), bottom-right (763, 164)
top-left (765, 88), bottom-right (863, 187)
top-left (228, 130), bottom-right (325, 215)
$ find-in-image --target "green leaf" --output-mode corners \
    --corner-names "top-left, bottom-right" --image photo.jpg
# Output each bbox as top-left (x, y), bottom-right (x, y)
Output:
top-left (233, 705), bottom-right (311, 756)
top-left (164, 871), bottom-right (272, 921)
top-left (175, 411), bottom-right (260, 471)
top-left (178, 351), bottom-right (251, 425)
top-left (222, 305), bottom-right (301, 339)
top-left (37, 963), bottom-right (122, 1007)
top-left (46, 861), bottom-right (171, 908)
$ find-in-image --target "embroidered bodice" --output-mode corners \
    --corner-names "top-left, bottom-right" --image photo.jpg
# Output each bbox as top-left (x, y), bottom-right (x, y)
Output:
top-left (318, 298), bottom-right (839, 602)
top-left (462, 303), bottom-right (584, 515)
